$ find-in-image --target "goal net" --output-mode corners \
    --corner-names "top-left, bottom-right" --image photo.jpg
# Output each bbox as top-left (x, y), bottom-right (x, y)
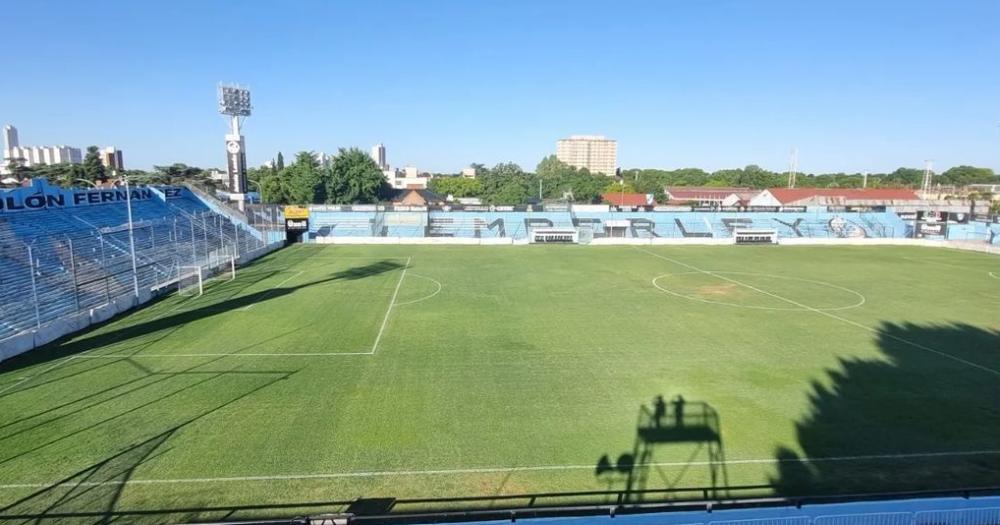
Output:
top-left (178, 266), bottom-right (204, 297)
top-left (207, 254), bottom-right (236, 282)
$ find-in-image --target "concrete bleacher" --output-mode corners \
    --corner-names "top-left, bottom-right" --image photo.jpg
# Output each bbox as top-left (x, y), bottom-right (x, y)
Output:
top-left (0, 180), bottom-right (275, 347)
top-left (309, 209), bottom-right (910, 241)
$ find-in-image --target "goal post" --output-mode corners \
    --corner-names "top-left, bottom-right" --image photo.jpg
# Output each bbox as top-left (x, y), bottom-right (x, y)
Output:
top-left (208, 254), bottom-right (236, 282)
top-left (178, 266), bottom-right (204, 297)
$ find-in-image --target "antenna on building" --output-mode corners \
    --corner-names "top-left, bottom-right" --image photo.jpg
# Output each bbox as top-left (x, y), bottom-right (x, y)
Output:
top-left (921, 159), bottom-right (934, 197)
top-left (787, 148), bottom-right (798, 188)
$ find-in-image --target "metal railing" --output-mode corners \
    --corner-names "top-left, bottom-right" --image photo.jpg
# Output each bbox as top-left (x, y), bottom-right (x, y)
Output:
top-left (0, 210), bottom-right (281, 341)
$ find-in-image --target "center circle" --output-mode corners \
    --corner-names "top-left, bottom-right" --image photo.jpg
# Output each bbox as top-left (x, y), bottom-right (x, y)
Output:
top-left (651, 272), bottom-right (866, 312)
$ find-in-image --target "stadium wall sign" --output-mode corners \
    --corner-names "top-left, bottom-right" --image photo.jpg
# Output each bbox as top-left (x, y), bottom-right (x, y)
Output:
top-left (0, 180), bottom-right (182, 214)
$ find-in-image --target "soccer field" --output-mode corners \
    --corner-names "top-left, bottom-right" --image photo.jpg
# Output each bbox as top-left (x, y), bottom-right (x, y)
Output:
top-left (2, 244), bottom-right (999, 523)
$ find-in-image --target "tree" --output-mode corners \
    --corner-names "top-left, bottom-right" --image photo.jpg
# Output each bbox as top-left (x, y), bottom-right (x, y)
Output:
top-left (82, 146), bottom-right (106, 182)
top-left (326, 148), bottom-right (386, 204)
top-left (32, 162), bottom-right (85, 187)
top-left (283, 151), bottom-right (324, 204)
top-left (940, 166), bottom-right (997, 186)
top-left (5, 156), bottom-right (34, 181)
top-left (249, 166), bottom-right (286, 204)
top-left (276, 152), bottom-right (285, 171)
top-left (478, 162), bottom-right (533, 204)
top-left (429, 176), bottom-right (482, 198)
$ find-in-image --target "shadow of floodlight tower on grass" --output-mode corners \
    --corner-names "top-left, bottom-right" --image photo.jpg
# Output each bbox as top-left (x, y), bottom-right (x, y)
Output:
top-left (771, 321), bottom-right (1000, 497)
top-left (596, 395), bottom-right (729, 503)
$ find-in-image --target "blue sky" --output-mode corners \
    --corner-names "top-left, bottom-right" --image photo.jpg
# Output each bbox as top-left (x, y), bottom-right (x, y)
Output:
top-left (2, 0), bottom-right (999, 174)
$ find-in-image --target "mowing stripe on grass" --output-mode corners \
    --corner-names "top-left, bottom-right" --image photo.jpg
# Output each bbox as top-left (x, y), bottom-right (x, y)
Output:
top-left (636, 247), bottom-right (1000, 378)
top-left (240, 270), bottom-right (305, 311)
top-left (3, 449), bottom-right (999, 489)
top-left (0, 356), bottom-right (79, 396)
top-left (990, 271), bottom-right (999, 280)
top-left (370, 256), bottom-right (411, 354)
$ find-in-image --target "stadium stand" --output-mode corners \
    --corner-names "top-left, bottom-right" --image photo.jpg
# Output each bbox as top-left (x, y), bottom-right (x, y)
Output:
top-left (310, 209), bottom-right (911, 241)
top-left (0, 180), bottom-right (279, 353)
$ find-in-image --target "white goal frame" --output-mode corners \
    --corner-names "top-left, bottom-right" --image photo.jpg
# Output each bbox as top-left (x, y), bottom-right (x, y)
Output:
top-left (178, 266), bottom-right (204, 297)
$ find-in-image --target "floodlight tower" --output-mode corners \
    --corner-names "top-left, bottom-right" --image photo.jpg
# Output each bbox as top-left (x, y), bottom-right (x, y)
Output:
top-left (787, 148), bottom-right (798, 188)
top-left (921, 159), bottom-right (934, 197)
top-left (218, 84), bottom-right (252, 199)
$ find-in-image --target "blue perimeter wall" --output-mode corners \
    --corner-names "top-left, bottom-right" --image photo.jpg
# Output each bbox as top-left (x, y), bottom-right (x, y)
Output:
top-left (444, 495), bottom-right (1000, 525)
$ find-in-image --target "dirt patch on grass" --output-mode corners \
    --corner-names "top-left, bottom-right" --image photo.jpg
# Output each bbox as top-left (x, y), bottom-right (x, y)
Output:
top-left (697, 283), bottom-right (739, 296)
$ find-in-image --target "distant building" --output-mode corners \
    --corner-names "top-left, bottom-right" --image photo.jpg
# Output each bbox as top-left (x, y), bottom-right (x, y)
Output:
top-left (370, 143), bottom-right (387, 170)
top-left (556, 135), bottom-right (617, 176)
top-left (0, 124), bottom-right (94, 175)
top-left (390, 188), bottom-right (443, 206)
top-left (664, 186), bottom-right (758, 207)
top-left (461, 167), bottom-right (477, 178)
top-left (100, 147), bottom-right (124, 171)
top-left (4, 125), bottom-right (19, 154)
top-left (387, 165), bottom-right (429, 189)
top-left (313, 151), bottom-right (332, 168)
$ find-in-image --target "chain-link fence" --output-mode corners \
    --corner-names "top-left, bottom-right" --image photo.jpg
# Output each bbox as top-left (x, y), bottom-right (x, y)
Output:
top-left (0, 210), bottom-right (281, 343)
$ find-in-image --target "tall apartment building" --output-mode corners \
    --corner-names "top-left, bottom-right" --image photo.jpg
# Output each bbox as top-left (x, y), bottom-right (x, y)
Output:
top-left (370, 143), bottom-right (387, 170)
top-left (4, 125), bottom-right (19, 155)
top-left (556, 135), bottom-right (617, 176)
top-left (100, 147), bottom-right (125, 171)
top-left (1, 124), bottom-right (123, 176)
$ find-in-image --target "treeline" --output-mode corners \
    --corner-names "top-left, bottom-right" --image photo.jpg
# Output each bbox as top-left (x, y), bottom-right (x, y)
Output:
top-left (429, 159), bottom-right (999, 204)
top-left (621, 164), bottom-right (999, 201)
top-left (429, 156), bottom-right (630, 205)
top-left (247, 149), bottom-right (386, 205)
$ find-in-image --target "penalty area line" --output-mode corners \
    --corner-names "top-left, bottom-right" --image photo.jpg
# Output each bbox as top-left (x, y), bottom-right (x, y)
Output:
top-left (635, 247), bottom-right (1000, 378)
top-left (3, 449), bottom-right (999, 489)
top-left (370, 256), bottom-right (411, 354)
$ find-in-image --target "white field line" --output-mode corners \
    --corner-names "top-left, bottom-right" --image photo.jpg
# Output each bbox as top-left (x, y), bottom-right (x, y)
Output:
top-left (989, 272), bottom-right (999, 280)
top-left (370, 257), bottom-right (411, 354)
top-left (394, 274), bottom-right (442, 306)
top-left (3, 449), bottom-right (999, 490)
top-left (73, 352), bottom-right (373, 358)
top-left (635, 247), bottom-right (1000, 378)
top-left (240, 271), bottom-right (304, 311)
top-left (0, 355), bottom-right (79, 396)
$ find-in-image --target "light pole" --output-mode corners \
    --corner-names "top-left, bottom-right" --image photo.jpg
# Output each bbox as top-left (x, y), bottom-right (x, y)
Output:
top-left (121, 169), bottom-right (140, 298)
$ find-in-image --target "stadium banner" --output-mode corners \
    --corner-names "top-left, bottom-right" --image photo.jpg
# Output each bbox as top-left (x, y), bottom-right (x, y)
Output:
top-left (284, 206), bottom-right (310, 220)
top-left (0, 179), bottom-right (184, 214)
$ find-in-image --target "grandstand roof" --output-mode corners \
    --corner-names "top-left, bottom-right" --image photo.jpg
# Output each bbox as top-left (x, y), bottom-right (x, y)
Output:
top-left (665, 186), bottom-right (754, 200)
top-left (602, 192), bottom-right (653, 207)
top-left (390, 188), bottom-right (444, 206)
top-left (766, 188), bottom-right (920, 204)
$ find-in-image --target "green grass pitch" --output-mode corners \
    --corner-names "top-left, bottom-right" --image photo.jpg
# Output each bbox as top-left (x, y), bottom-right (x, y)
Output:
top-left (1, 244), bottom-right (999, 523)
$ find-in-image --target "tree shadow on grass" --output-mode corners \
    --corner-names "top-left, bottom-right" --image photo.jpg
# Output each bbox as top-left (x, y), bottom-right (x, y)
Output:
top-left (0, 260), bottom-right (403, 378)
top-left (772, 321), bottom-right (1000, 497)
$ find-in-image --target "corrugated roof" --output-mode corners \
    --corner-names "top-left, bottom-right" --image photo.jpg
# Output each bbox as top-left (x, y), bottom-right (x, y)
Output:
top-left (767, 188), bottom-right (920, 204)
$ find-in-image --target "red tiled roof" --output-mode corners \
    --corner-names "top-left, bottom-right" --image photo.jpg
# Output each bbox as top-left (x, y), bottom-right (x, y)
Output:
top-left (766, 188), bottom-right (920, 204)
top-left (602, 192), bottom-right (652, 206)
